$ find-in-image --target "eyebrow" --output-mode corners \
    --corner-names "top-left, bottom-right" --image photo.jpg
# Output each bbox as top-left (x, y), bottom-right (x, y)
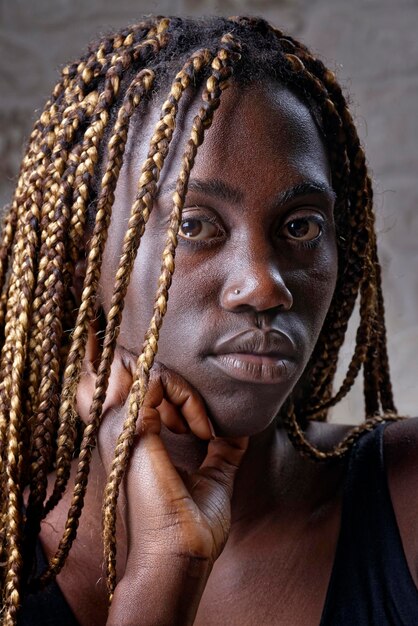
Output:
top-left (157, 178), bottom-right (336, 207)
top-left (278, 181), bottom-right (336, 206)
top-left (157, 178), bottom-right (244, 203)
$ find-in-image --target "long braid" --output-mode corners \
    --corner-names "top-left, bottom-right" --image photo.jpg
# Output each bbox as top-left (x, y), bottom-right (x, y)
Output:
top-left (283, 398), bottom-right (400, 462)
top-left (23, 33), bottom-right (168, 573)
top-left (25, 21), bottom-right (165, 429)
top-left (22, 95), bottom-right (99, 425)
top-left (23, 144), bottom-right (92, 580)
top-left (34, 69), bottom-right (156, 579)
top-left (364, 175), bottom-right (395, 413)
top-left (43, 29), bottom-right (170, 519)
top-left (298, 60), bottom-right (382, 409)
top-left (1, 161), bottom-right (43, 623)
top-left (374, 260), bottom-right (396, 412)
top-left (264, 40), bottom-right (363, 414)
top-left (258, 27), bottom-right (401, 457)
top-left (286, 57), bottom-right (370, 404)
top-left (37, 48), bottom-right (212, 588)
top-left (280, 52), bottom-right (371, 402)
top-left (0, 16), bottom-right (170, 609)
top-left (101, 33), bottom-right (242, 599)
top-left (0, 150), bottom-right (44, 567)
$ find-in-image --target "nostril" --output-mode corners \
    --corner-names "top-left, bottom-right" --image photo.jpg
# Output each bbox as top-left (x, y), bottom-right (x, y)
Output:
top-left (221, 267), bottom-right (293, 313)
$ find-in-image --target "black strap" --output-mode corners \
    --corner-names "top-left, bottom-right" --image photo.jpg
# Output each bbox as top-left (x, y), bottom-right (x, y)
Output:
top-left (18, 541), bottom-right (79, 626)
top-left (320, 423), bottom-right (418, 625)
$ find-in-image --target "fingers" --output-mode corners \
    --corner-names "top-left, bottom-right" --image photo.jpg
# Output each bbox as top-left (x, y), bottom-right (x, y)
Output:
top-left (145, 364), bottom-right (213, 441)
top-left (103, 350), bottom-right (134, 415)
top-left (76, 324), bottom-right (134, 424)
top-left (156, 399), bottom-right (189, 434)
top-left (77, 328), bottom-right (212, 442)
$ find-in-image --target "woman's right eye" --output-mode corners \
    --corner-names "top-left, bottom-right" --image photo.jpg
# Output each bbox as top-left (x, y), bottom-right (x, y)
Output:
top-left (178, 216), bottom-right (223, 241)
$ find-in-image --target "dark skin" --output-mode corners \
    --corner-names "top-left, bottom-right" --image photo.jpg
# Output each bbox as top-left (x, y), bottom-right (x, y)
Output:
top-left (40, 82), bottom-right (418, 625)
top-left (102, 82), bottom-right (338, 438)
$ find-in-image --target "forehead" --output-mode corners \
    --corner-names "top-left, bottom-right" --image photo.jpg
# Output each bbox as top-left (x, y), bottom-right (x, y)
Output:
top-left (122, 79), bottom-right (330, 207)
top-left (190, 81), bottom-right (328, 189)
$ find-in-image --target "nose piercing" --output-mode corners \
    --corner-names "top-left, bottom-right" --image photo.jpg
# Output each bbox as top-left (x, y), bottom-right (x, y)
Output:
top-left (234, 289), bottom-right (240, 295)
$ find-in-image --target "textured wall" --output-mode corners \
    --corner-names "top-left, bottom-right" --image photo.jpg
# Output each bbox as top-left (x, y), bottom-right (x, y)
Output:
top-left (1, 0), bottom-right (416, 423)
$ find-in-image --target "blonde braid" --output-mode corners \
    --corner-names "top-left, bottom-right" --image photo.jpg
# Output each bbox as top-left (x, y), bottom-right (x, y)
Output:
top-left (35, 69), bottom-right (156, 585)
top-left (44, 32), bottom-right (169, 518)
top-left (283, 399), bottom-right (401, 462)
top-left (101, 32), bottom-right (242, 601)
top-left (25, 25), bottom-right (167, 427)
top-left (1, 176), bottom-right (43, 623)
top-left (38, 46), bottom-right (211, 587)
top-left (23, 95), bottom-right (98, 423)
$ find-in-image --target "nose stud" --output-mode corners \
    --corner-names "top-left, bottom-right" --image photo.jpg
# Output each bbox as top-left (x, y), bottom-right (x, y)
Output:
top-left (234, 289), bottom-right (241, 295)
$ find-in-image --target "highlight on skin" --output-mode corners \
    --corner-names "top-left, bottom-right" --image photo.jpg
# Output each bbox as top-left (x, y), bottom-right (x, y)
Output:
top-left (0, 14), bottom-right (400, 624)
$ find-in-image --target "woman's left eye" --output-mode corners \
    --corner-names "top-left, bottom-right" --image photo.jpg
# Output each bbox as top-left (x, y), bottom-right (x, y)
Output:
top-left (178, 217), bottom-right (222, 241)
top-left (281, 215), bottom-right (323, 242)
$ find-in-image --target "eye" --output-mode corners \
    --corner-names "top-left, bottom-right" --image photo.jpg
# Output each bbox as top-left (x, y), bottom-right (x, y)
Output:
top-left (178, 216), bottom-right (222, 241)
top-left (281, 214), bottom-right (323, 242)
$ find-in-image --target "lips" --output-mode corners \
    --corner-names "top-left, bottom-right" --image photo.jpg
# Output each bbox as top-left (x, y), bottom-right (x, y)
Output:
top-left (208, 329), bottom-right (297, 384)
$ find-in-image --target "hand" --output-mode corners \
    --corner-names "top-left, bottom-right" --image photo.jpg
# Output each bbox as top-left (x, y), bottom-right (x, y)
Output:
top-left (77, 324), bottom-right (249, 624)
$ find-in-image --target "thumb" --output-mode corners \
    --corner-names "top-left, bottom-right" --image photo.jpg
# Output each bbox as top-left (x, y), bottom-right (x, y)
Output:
top-left (188, 436), bottom-right (249, 560)
top-left (198, 436), bottom-right (249, 500)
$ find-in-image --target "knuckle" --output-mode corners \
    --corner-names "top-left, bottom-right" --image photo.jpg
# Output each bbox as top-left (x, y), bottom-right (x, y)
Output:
top-left (139, 406), bottom-right (160, 434)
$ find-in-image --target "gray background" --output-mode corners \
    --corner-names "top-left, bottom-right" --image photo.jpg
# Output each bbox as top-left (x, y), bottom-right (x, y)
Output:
top-left (0, 0), bottom-right (416, 423)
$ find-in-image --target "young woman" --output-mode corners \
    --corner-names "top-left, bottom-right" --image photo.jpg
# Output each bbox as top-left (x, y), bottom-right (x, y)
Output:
top-left (1, 15), bottom-right (417, 626)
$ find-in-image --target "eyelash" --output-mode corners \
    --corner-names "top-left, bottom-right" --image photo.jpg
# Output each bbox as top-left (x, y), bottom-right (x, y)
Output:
top-left (176, 211), bottom-right (325, 249)
top-left (280, 215), bottom-right (324, 250)
top-left (177, 214), bottom-right (225, 249)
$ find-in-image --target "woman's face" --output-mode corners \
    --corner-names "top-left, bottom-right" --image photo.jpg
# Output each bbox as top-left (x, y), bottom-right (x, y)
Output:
top-left (100, 80), bottom-right (338, 437)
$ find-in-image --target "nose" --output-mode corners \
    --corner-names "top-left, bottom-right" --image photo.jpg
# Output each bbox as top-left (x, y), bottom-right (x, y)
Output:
top-left (220, 252), bottom-right (293, 313)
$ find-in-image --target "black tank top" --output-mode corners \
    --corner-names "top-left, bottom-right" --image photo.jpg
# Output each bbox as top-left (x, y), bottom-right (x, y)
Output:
top-left (18, 423), bottom-right (418, 625)
top-left (17, 540), bottom-right (78, 625)
top-left (320, 422), bottom-right (418, 625)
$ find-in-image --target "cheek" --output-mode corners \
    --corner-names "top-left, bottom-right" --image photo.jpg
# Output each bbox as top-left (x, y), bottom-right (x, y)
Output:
top-left (116, 237), bottom-right (219, 354)
top-left (106, 229), bottom-right (165, 350)
top-left (155, 260), bottom-right (220, 356)
top-left (288, 248), bottom-right (338, 337)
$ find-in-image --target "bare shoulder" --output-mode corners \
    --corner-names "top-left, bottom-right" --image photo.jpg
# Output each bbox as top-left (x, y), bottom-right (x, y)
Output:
top-left (384, 416), bottom-right (418, 477)
top-left (384, 416), bottom-right (418, 586)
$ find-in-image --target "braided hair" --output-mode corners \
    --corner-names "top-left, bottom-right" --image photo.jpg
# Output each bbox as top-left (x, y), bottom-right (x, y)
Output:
top-left (0, 15), bottom-right (400, 623)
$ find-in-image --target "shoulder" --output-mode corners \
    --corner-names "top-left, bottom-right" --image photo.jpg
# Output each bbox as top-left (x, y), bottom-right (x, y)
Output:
top-left (384, 416), bottom-right (418, 487)
top-left (384, 416), bottom-right (418, 587)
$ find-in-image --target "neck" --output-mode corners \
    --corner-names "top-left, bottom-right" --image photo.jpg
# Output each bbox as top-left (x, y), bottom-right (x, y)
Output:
top-left (160, 418), bottom-right (304, 529)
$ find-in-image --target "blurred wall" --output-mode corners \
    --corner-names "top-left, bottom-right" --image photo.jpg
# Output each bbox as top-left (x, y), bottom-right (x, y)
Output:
top-left (0, 0), bottom-right (416, 423)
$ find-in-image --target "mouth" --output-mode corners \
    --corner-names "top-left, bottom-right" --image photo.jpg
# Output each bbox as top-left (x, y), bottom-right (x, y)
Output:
top-left (208, 353), bottom-right (293, 384)
top-left (208, 329), bottom-right (297, 385)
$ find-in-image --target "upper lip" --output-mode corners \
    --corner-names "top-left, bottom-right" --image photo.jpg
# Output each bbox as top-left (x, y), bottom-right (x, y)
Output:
top-left (212, 329), bottom-right (295, 358)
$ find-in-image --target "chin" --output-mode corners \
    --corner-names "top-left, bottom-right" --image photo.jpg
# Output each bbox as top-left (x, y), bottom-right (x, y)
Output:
top-left (202, 389), bottom-right (286, 438)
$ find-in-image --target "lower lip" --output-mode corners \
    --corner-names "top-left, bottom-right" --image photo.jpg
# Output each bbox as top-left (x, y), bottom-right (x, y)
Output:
top-left (208, 353), bottom-right (295, 384)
